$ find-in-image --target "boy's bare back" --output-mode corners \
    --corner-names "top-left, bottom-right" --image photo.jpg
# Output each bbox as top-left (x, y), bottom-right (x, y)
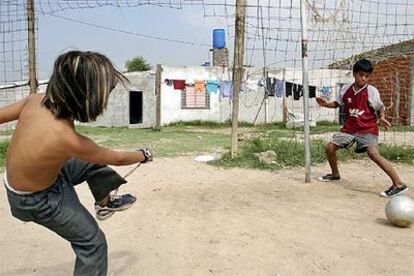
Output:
top-left (4, 93), bottom-right (147, 193)
top-left (6, 93), bottom-right (76, 191)
top-left (2, 51), bottom-right (147, 192)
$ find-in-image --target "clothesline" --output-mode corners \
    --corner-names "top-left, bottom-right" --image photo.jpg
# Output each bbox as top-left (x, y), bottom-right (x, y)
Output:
top-left (164, 78), bottom-right (325, 100)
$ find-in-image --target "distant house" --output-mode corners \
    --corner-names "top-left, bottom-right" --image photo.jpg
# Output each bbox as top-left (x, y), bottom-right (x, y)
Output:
top-left (328, 39), bottom-right (414, 126)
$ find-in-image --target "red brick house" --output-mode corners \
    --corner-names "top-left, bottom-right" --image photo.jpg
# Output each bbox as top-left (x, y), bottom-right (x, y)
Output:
top-left (329, 39), bottom-right (414, 126)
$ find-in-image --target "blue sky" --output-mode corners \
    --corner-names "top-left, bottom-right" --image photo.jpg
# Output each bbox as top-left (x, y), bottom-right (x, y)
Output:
top-left (1, 0), bottom-right (412, 84)
top-left (36, 5), bottom-right (229, 79)
top-left (35, 0), bottom-right (414, 81)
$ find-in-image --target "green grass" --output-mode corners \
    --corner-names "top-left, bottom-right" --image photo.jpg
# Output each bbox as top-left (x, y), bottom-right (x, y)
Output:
top-left (0, 122), bottom-right (412, 170)
top-left (211, 138), bottom-right (328, 171)
top-left (211, 134), bottom-right (414, 171)
top-left (378, 144), bottom-right (414, 165)
top-left (389, 125), bottom-right (414, 132)
top-left (0, 140), bottom-right (9, 168)
top-left (311, 121), bottom-right (341, 133)
top-left (165, 120), bottom-right (254, 128)
top-left (290, 120), bottom-right (414, 134)
top-left (0, 129), bottom-right (14, 136)
top-left (76, 126), bottom-right (230, 157)
top-left (0, 126), bottom-right (231, 167)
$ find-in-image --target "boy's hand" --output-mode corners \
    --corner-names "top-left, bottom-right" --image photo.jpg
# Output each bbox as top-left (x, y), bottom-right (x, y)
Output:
top-left (139, 148), bottom-right (153, 163)
top-left (379, 117), bottom-right (391, 131)
top-left (315, 97), bottom-right (327, 107)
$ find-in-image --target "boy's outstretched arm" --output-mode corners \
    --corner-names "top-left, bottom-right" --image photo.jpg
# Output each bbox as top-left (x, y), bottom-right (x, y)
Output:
top-left (377, 110), bottom-right (391, 131)
top-left (67, 132), bottom-right (151, 166)
top-left (315, 97), bottom-right (340, 109)
top-left (0, 95), bottom-right (32, 124)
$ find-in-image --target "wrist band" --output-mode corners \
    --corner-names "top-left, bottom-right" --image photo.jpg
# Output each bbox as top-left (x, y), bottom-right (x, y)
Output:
top-left (139, 149), bottom-right (148, 162)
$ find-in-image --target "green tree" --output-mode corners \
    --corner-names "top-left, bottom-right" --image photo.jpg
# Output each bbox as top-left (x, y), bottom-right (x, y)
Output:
top-left (125, 56), bottom-right (152, 72)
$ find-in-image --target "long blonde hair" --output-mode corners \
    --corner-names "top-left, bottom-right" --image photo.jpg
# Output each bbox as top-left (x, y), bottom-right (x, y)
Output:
top-left (42, 51), bottom-right (128, 122)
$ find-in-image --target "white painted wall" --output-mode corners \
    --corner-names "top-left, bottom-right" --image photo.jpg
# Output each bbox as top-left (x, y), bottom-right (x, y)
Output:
top-left (82, 71), bottom-right (156, 128)
top-left (160, 66), bottom-right (229, 125)
top-left (0, 66), bottom-right (353, 129)
top-left (0, 83), bottom-right (47, 130)
top-left (160, 65), bottom-right (353, 125)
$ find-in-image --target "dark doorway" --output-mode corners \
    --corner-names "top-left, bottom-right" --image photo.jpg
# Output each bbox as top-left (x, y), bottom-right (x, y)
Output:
top-left (129, 91), bottom-right (143, 124)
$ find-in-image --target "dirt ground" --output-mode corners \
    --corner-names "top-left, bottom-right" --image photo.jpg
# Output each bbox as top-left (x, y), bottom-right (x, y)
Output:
top-left (1, 157), bottom-right (413, 276)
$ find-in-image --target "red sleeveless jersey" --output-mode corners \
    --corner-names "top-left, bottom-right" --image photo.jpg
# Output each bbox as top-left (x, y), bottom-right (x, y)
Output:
top-left (340, 84), bottom-right (380, 135)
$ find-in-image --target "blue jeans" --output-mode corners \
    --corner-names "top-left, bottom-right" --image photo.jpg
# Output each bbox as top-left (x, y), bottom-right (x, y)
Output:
top-left (5, 158), bottom-right (127, 276)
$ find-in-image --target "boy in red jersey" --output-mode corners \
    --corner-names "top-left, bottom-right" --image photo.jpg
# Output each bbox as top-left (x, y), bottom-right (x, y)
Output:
top-left (316, 59), bottom-right (408, 198)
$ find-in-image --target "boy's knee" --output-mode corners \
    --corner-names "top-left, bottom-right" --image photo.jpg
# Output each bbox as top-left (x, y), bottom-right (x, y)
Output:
top-left (93, 229), bottom-right (108, 253)
top-left (367, 147), bottom-right (380, 160)
top-left (81, 228), bottom-right (108, 257)
top-left (326, 143), bottom-right (337, 154)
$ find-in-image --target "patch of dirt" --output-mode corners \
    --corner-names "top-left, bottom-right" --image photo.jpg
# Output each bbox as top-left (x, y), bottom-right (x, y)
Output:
top-left (1, 157), bottom-right (413, 275)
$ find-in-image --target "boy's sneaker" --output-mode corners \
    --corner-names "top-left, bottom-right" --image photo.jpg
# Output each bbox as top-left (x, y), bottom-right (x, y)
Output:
top-left (380, 185), bottom-right (408, 198)
top-left (95, 193), bottom-right (137, 221)
top-left (318, 173), bottom-right (341, 182)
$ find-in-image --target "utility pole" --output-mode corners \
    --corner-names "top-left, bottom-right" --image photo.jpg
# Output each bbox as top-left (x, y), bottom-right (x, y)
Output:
top-left (27, 0), bottom-right (37, 94)
top-left (300, 0), bottom-right (311, 182)
top-left (264, 70), bottom-right (268, 124)
top-left (231, 0), bottom-right (246, 158)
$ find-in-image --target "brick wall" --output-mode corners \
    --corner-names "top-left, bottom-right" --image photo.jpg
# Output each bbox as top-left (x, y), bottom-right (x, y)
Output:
top-left (370, 55), bottom-right (413, 125)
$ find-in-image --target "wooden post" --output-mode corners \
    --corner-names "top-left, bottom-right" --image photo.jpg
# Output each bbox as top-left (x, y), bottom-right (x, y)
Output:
top-left (300, 0), bottom-right (311, 182)
top-left (27, 0), bottom-right (37, 94)
top-left (282, 68), bottom-right (288, 123)
top-left (231, 0), bottom-right (246, 159)
top-left (155, 64), bottom-right (162, 129)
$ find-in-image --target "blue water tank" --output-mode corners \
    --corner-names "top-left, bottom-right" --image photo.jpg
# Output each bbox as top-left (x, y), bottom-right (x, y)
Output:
top-left (213, 29), bottom-right (226, 49)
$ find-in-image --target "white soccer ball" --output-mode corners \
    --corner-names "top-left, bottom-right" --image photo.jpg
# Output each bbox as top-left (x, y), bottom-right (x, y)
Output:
top-left (385, 196), bottom-right (414, 228)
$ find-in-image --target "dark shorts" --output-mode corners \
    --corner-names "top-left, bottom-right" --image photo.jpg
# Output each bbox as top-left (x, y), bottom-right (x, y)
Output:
top-left (330, 132), bottom-right (378, 153)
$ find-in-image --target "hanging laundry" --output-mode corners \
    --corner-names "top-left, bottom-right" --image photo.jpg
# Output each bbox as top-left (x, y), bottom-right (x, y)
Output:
top-left (295, 85), bottom-right (316, 99)
top-left (309, 85), bottom-right (316, 98)
top-left (172, 80), bottom-right (186, 90)
top-left (220, 80), bottom-right (233, 97)
top-left (275, 79), bottom-right (285, 97)
top-left (257, 79), bottom-right (266, 87)
top-left (206, 80), bottom-right (219, 93)
top-left (245, 79), bottom-right (257, 93)
top-left (320, 86), bottom-right (331, 98)
top-left (269, 78), bottom-right (277, 97)
top-left (286, 81), bottom-right (315, 99)
top-left (194, 80), bottom-right (205, 93)
top-left (185, 79), bottom-right (195, 86)
top-left (293, 84), bottom-right (304, 100)
top-left (265, 78), bottom-right (274, 96)
top-left (240, 82), bottom-right (247, 94)
top-left (285, 82), bottom-right (293, 97)
top-left (164, 79), bottom-right (173, 86)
